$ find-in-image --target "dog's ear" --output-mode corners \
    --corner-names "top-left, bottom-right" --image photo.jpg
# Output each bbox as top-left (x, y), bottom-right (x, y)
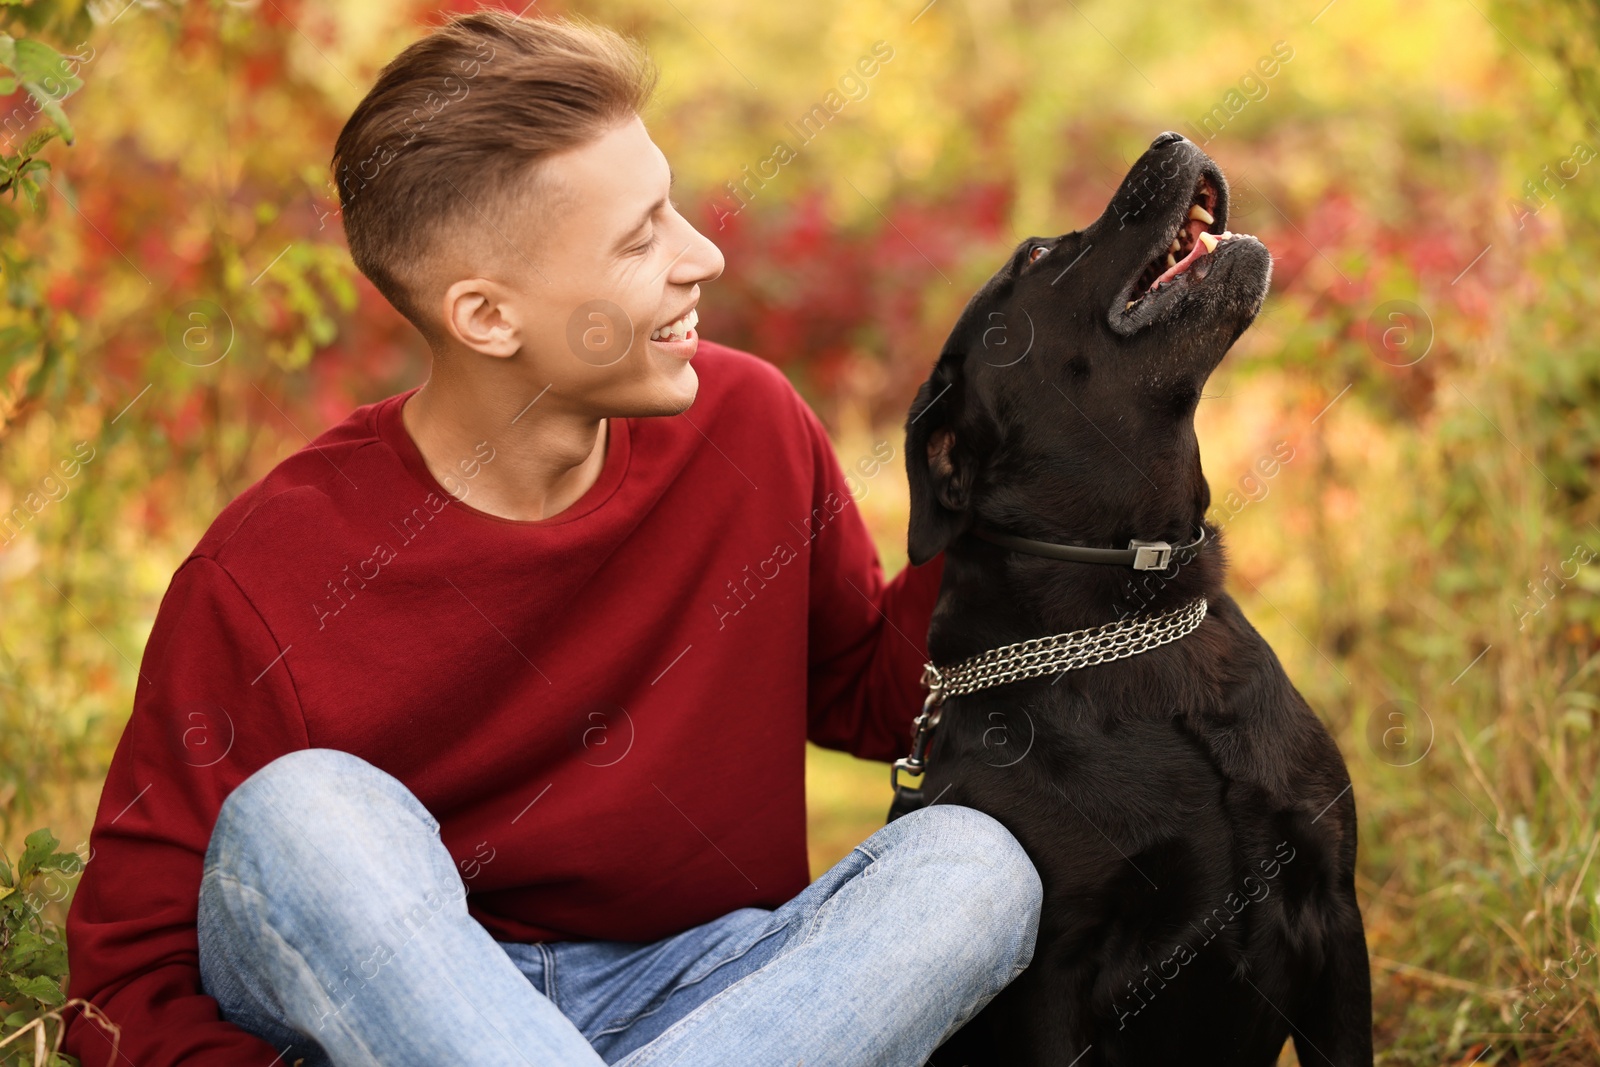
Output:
top-left (905, 361), bottom-right (973, 566)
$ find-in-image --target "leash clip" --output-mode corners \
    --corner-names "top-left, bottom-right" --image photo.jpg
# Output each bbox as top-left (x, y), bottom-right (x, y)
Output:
top-left (891, 665), bottom-right (947, 794)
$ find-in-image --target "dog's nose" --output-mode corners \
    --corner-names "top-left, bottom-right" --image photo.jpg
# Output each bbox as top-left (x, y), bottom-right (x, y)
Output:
top-left (1149, 131), bottom-right (1186, 150)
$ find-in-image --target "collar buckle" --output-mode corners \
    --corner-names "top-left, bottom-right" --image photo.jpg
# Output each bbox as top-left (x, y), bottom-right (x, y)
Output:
top-left (1129, 539), bottom-right (1173, 571)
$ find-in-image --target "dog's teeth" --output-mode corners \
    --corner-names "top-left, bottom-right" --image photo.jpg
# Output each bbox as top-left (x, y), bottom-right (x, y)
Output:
top-left (1170, 238), bottom-right (1181, 253)
top-left (1189, 205), bottom-right (1215, 224)
top-left (1166, 253), bottom-right (1177, 267)
top-left (1197, 231), bottom-right (1219, 253)
top-left (1126, 300), bottom-right (1137, 310)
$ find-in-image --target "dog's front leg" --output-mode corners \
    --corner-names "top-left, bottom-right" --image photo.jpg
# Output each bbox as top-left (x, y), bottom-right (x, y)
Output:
top-left (1290, 905), bottom-right (1374, 1067)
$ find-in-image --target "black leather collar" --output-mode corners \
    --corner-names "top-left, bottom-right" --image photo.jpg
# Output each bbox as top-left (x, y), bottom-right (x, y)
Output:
top-left (971, 524), bottom-right (1207, 572)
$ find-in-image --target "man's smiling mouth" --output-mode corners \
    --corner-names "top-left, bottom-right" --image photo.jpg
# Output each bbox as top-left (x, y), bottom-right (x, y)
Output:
top-left (650, 307), bottom-right (698, 342)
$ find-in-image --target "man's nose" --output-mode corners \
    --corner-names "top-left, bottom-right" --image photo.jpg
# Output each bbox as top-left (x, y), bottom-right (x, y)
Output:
top-left (1149, 131), bottom-right (1186, 150)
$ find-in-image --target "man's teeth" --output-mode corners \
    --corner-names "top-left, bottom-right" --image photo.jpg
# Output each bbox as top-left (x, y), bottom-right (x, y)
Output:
top-left (650, 307), bottom-right (698, 342)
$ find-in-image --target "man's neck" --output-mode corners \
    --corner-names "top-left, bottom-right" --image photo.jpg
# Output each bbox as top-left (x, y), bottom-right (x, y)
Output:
top-left (400, 372), bottom-right (609, 522)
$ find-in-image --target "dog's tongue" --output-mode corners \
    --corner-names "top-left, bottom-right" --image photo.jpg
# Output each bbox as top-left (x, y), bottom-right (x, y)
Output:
top-left (1150, 230), bottom-right (1218, 290)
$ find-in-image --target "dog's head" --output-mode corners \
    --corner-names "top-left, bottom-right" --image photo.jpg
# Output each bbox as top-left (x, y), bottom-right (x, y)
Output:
top-left (906, 131), bottom-right (1272, 566)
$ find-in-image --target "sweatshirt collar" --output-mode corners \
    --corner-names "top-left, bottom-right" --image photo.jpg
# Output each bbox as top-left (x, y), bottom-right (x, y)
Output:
top-left (376, 387), bottom-right (632, 527)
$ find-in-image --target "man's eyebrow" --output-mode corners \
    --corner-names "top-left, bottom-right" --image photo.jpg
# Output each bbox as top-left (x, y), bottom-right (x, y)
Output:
top-left (613, 168), bottom-right (676, 253)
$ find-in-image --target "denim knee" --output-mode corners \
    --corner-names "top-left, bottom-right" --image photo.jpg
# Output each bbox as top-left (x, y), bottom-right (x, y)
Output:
top-left (199, 750), bottom-right (479, 1052)
top-left (204, 748), bottom-right (456, 910)
top-left (892, 804), bottom-right (1043, 980)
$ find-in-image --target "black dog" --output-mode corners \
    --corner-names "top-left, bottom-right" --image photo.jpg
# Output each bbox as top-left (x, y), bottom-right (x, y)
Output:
top-left (894, 131), bottom-right (1372, 1066)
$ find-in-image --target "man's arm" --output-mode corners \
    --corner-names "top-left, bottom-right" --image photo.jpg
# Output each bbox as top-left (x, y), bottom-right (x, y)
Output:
top-left (796, 398), bottom-right (946, 763)
top-left (63, 556), bottom-right (310, 1066)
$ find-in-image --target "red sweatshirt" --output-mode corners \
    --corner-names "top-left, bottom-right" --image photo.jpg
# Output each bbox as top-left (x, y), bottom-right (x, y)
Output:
top-left (60, 341), bottom-right (944, 1065)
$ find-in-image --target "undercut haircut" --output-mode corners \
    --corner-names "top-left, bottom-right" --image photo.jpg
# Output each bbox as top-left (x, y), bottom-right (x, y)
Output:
top-left (331, 10), bottom-right (657, 346)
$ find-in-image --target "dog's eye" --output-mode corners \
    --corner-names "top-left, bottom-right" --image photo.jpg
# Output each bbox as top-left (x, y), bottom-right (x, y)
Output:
top-left (1028, 245), bottom-right (1051, 264)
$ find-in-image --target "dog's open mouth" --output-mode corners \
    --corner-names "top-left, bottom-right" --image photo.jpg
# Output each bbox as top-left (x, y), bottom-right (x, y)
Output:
top-left (1120, 173), bottom-right (1255, 315)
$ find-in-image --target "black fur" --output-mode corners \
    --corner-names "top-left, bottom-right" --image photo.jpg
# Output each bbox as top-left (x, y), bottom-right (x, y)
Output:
top-left (904, 133), bottom-right (1373, 1066)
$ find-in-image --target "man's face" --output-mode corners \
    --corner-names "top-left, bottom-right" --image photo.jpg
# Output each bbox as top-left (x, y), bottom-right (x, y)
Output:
top-left (444, 115), bottom-right (724, 418)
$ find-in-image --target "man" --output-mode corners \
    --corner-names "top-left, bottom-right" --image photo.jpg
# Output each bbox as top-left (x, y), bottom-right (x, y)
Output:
top-left (62, 11), bottom-right (1041, 1066)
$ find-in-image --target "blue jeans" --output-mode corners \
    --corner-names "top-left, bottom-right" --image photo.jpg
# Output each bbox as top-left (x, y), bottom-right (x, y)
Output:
top-left (197, 749), bottom-right (1042, 1066)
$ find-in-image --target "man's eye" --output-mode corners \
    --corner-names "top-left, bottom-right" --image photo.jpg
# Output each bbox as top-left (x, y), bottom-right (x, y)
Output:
top-left (631, 233), bottom-right (659, 256)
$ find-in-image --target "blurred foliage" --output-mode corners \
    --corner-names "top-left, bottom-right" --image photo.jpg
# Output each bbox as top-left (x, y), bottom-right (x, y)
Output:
top-left (0, 830), bottom-right (84, 1067)
top-left (0, 0), bottom-right (1596, 1060)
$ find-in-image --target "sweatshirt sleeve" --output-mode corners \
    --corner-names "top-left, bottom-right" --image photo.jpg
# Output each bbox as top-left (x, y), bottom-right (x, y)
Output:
top-left (796, 397), bottom-right (946, 763)
top-left (63, 556), bottom-right (310, 1066)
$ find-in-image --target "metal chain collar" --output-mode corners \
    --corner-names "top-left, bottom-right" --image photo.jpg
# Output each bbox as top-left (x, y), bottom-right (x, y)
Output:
top-left (891, 598), bottom-right (1209, 797)
top-left (924, 596), bottom-right (1209, 701)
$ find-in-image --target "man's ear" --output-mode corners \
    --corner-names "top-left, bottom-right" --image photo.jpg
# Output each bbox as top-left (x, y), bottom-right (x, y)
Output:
top-left (905, 361), bottom-right (973, 566)
top-left (442, 278), bottom-right (521, 358)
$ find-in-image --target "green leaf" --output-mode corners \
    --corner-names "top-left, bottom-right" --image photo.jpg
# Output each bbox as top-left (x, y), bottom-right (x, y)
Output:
top-left (6, 933), bottom-right (70, 983)
top-left (28, 937), bottom-right (68, 979)
top-left (35, 851), bottom-right (80, 874)
top-left (9, 972), bottom-right (64, 1006)
top-left (11, 39), bottom-right (81, 97)
top-left (31, 96), bottom-right (73, 145)
top-left (21, 127), bottom-right (57, 157)
top-left (4, 39), bottom-right (83, 145)
top-left (18, 829), bottom-right (59, 880)
top-left (8, 927), bottom-right (47, 960)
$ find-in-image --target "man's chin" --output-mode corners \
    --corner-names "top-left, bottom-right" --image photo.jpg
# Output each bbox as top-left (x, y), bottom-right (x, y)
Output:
top-left (622, 365), bottom-right (699, 417)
